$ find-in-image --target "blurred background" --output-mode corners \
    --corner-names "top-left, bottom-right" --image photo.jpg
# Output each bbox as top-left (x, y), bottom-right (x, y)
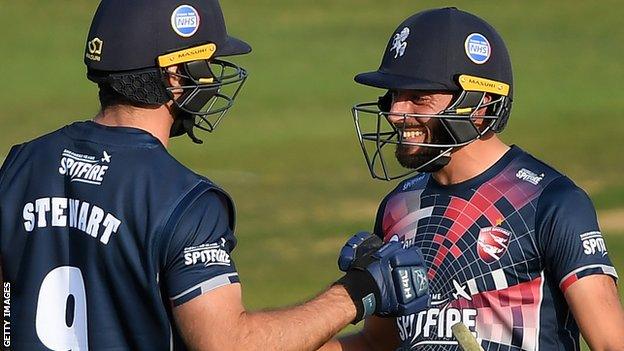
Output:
top-left (1, 0), bottom-right (622, 348)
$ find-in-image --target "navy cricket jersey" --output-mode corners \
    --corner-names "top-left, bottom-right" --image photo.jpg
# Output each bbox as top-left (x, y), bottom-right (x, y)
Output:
top-left (374, 146), bottom-right (618, 351)
top-left (0, 121), bottom-right (239, 350)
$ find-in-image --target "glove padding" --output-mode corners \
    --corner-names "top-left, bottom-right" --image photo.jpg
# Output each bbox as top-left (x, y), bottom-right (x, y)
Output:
top-left (336, 232), bottom-right (430, 323)
top-left (338, 231), bottom-right (383, 271)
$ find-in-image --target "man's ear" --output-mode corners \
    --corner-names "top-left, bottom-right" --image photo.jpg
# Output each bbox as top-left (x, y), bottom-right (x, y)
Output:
top-left (165, 65), bottom-right (184, 95)
top-left (481, 93), bottom-right (493, 107)
top-left (472, 93), bottom-right (494, 128)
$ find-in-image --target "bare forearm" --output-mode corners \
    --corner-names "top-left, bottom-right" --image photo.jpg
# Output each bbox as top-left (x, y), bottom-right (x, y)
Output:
top-left (234, 285), bottom-right (356, 351)
top-left (566, 276), bottom-right (624, 351)
top-left (175, 232), bottom-right (417, 351)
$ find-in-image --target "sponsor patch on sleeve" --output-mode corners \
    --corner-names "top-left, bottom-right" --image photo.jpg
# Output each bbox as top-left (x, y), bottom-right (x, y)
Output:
top-left (579, 231), bottom-right (608, 257)
top-left (183, 238), bottom-right (231, 267)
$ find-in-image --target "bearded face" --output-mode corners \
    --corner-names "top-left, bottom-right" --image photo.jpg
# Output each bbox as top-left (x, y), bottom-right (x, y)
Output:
top-left (392, 115), bottom-right (454, 172)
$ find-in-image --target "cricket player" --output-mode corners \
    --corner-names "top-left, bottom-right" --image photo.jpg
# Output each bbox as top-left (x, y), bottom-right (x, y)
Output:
top-left (0, 1), bottom-right (431, 350)
top-left (321, 7), bottom-right (624, 351)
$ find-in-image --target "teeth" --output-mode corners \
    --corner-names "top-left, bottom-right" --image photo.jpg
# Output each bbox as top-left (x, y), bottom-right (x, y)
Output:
top-left (402, 130), bottom-right (424, 138)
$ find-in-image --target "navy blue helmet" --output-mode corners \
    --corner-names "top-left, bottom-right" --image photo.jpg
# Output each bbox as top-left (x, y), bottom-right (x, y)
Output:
top-left (353, 7), bottom-right (513, 180)
top-left (85, 0), bottom-right (252, 143)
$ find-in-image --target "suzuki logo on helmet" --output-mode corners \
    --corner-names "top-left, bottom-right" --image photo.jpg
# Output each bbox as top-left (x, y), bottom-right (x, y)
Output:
top-left (390, 27), bottom-right (410, 58)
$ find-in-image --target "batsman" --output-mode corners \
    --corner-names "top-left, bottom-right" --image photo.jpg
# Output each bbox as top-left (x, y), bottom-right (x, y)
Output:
top-left (0, 0), bottom-right (430, 349)
top-left (322, 7), bottom-right (624, 351)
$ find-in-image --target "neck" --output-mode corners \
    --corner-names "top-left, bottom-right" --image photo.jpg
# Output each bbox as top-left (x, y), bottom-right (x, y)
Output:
top-left (93, 104), bottom-right (174, 147)
top-left (432, 133), bottom-right (510, 185)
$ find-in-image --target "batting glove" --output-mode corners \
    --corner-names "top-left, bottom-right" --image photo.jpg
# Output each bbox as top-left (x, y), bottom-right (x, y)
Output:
top-left (335, 232), bottom-right (430, 323)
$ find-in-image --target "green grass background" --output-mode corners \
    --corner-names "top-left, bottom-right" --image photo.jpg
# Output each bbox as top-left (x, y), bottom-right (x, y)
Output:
top-left (1, 1), bottom-right (623, 349)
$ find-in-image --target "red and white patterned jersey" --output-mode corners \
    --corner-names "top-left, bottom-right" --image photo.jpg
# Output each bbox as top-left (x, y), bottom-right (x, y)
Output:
top-left (374, 146), bottom-right (618, 351)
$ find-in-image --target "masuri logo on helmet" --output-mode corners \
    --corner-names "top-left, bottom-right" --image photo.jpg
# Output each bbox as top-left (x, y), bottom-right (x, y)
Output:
top-left (352, 7), bottom-right (513, 180)
top-left (86, 38), bottom-right (104, 61)
top-left (84, 0), bottom-right (251, 143)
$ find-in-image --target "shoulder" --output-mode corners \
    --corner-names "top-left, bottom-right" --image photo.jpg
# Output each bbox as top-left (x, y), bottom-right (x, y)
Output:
top-left (378, 173), bottom-right (430, 212)
top-left (182, 185), bottom-right (235, 225)
top-left (161, 179), bottom-right (236, 244)
top-left (0, 143), bottom-right (26, 186)
top-left (537, 175), bottom-right (594, 218)
top-left (0, 127), bottom-right (69, 186)
top-left (150, 146), bottom-right (208, 183)
top-left (156, 153), bottom-right (232, 211)
top-left (396, 173), bottom-right (430, 193)
top-left (534, 172), bottom-right (599, 246)
top-left (1, 125), bottom-right (67, 165)
top-left (159, 186), bottom-right (237, 268)
top-left (149, 152), bottom-right (236, 245)
top-left (516, 146), bottom-right (591, 209)
top-left (508, 146), bottom-right (564, 187)
top-left (373, 173), bottom-right (430, 236)
top-left (1, 143), bottom-right (26, 170)
top-left (512, 148), bottom-right (593, 216)
top-left (491, 146), bottom-right (573, 208)
top-left (540, 176), bottom-right (587, 202)
top-left (18, 125), bottom-right (71, 150)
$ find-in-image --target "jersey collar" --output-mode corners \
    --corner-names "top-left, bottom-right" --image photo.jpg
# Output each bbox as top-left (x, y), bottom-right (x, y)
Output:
top-left (426, 145), bottom-right (524, 194)
top-left (62, 121), bottom-right (162, 148)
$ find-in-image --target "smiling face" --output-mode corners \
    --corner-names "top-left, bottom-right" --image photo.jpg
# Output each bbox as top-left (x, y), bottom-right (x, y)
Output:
top-left (386, 90), bottom-right (455, 169)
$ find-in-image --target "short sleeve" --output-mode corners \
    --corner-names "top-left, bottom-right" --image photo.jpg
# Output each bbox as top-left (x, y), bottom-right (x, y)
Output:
top-left (536, 176), bottom-right (618, 293)
top-left (161, 188), bottom-right (239, 306)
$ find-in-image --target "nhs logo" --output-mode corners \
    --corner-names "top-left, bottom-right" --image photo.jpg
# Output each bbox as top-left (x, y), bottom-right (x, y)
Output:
top-left (171, 5), bottom-right (200, 37)
top-left (464, 33), bottom-right (491, 64)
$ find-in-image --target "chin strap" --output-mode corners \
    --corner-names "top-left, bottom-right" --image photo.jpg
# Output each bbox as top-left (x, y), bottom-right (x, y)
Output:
top-left (169, 108), bottom-right (204, 144)
top-left (418, 153), bottom-right (451, 173)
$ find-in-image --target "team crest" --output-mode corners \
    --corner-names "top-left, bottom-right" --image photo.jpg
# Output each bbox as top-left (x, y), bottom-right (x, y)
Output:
top-left (390, 27), bottom-right (410, 58)
top-left (477, 226), bottom-right (511, 263)
top-left (464, 33), bottom-right (491, 64)
top-left (171, 5), bottom-right (200, 38)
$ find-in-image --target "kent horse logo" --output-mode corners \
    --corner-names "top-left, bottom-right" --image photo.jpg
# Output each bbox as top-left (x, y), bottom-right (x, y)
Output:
top-left (425, 167), bottom-right (542, 280)
top-left (390, 27), bottom-right (410, 58)
top-left (477, 226), bottom-right (511, 263)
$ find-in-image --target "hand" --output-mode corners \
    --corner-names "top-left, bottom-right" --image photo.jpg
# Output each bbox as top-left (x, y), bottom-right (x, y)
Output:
top-left (336, 232), bottom-right (430, 323)
top-left (338, 231), bottom-right (383, 271)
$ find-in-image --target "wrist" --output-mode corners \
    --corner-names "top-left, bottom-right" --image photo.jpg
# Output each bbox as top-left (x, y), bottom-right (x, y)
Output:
top-left (335, 270), bottom-right (379, 324)
top-left (326, 284), bottom-right (358, 323)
